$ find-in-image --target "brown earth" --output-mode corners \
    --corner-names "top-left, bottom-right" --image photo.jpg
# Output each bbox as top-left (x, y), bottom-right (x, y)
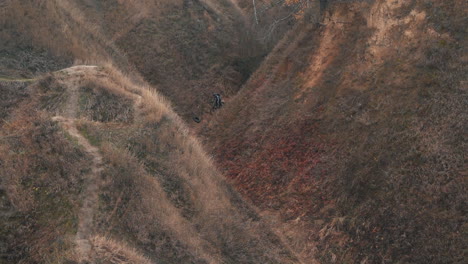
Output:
top-left (201, 0), bottom-right (467, 263)
top-left (0, 0), bottom-right (466, 263)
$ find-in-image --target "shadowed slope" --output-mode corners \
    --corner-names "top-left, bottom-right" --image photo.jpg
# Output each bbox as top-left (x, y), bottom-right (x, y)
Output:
top-left (1, 0), bottom-right (465, 263)
top-left (102, 0), bottom-right (262, 121)
top-left (202, 0), bottom-right (467, 263)
top-left (0, 0), bottom-right (262, 122)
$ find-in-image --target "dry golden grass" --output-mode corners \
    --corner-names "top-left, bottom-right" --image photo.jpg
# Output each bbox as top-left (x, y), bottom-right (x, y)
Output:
top-left (91, 236), bottom-right (153, 264)
top-left (202, 0), bottom-right (467, 263)
top-left (1, 64), bottom-right (301, 262)
top-left (99, 142), bottom-right (224, 263)
top-left (84, 65), bottom-right (300, 263)
top-left (7, 0), bottom-right (463, 263)
top-left (100, 64), bottom-right (172, 123)
top-left (0, 0), bottom-right (140, 80)
top-left (0, 84), bottom-right (92, 263)
top-left (0, 0), bottom-right (305, 263)
top-left (0, 64), bottom-right (297, 263)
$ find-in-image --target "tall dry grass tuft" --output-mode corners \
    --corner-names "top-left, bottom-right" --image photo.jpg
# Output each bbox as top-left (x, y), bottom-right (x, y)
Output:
top-left (100, 64), bottom-right (172, 123)
top-left (91, 235), bottom-right (153, 264)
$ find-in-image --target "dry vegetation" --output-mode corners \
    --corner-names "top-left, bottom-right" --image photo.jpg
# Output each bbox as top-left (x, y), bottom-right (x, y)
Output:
top-left (0, 0), bottom-right (137, 79)
top-left (0, 0), bottom-right (280, 122)
top-left (0, 0), bottom-right (466, 263)
top-left (1, 64), bottom-right (300, 263)
top-left (78, 80), bottom-right (135, 123)
top-left (202, 0), bottom-right (467, 263)
top-left (0, 79), bottom-right (90, 263)
top-left (109, 1), bottom-right (249, 121)
top-left (76, 66), bottom-right (299, 263)
top-left (0, 81), bottom-right (30, 123)
top-left (90, 235), bottom-right (153, 264)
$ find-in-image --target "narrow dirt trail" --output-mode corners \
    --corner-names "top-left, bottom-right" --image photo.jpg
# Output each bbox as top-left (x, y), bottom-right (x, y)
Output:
top-left (53, 116), bottom-right (103, 262)
top-left (0, 77), bottom-right (36, 82)
top-left (60, 65), bottom-right (98, 119)
top-left (52, 66), bottom-right (103, 263)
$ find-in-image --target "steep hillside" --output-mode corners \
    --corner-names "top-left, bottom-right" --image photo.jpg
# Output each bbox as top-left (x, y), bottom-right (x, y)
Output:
top-left (1, 0), bottom-right (466, 263)
top-left (0, 0), bottom-right (260, 122)
top-left (234, 0), bottom-right (325, 46)
top-left (98, 0), bottom-right (263, 121)
top-left (0, 1), bottom-right (307, 263)
top-left (0, 0), bottom-right (137, 80)
top-left (202, 0), bottom-right (467, 263)
top-left (0, 66), bottom-right (300, 263)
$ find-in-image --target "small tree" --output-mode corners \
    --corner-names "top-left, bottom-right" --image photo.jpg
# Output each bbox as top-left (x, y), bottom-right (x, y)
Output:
top-left (252, 0), bottom-right (322, 42)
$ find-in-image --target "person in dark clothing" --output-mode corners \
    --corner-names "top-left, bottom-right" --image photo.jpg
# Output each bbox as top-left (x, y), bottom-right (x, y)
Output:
top-left (212, 93), bottom-right (223, 110)
top-left (320, 0), bottom-right (328, 13)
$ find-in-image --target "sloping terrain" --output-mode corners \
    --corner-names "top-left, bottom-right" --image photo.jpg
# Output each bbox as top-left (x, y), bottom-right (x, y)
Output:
top-left (202, 0), bottom-right (467, 263)
top-left (0, 0), bottom-right (258, 122)
top-left (234, 0), bottom-right (323, 46)
top-left (0, 0), bottom-right (303, 122)
top-left (99, 0), bottom-right (262, 121)
top-left (0, 66), bottom-right (300, 263)
top-left (1, 1), bottom-right (301, 262)
top-left (0, 0), bottom-right (466, 263)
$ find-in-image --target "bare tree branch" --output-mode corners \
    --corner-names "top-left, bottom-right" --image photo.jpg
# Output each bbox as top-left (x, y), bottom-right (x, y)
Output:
top-left (259, 6), bottom-right (300, 41)
top-left (253, 0), bottom-right (259, 24)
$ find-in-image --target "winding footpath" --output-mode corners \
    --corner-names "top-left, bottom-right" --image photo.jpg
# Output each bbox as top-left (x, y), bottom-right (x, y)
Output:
top-left (52, 66), bottom-right (102, 263)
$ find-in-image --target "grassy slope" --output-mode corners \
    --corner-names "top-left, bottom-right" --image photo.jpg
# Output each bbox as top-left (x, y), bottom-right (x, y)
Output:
top-left (0, 0), bottom-right (267, 122)
top-left (0, 79), bottom-right (90, 263)
top-left (1, 0), bottom-right (465, 263)
top-left (84, 66), bottom-right (298, 264)
top-left (0, 1), bottom-right (302, 262)
top-left (0, 0), bottom-right (138, 79)
top-left (101, 0), bottom-right (265, 122)
top-left (1, 66), bottom-right (299, 263)
top-left (202, 0), bottom-right (467, 263)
